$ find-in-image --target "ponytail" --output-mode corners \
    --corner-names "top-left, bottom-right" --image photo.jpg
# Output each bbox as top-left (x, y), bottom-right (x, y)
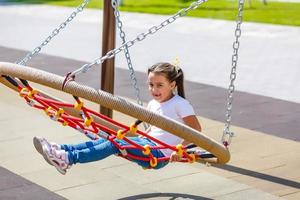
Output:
top-left (175, 68), bottom-right (185, 98)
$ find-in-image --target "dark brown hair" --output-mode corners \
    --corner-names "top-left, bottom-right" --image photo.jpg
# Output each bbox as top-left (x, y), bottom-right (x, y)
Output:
top-left (148, 62), bottom-right (185, 98)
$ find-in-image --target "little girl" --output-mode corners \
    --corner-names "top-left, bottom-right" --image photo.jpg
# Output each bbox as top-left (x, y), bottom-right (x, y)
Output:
top-left (34, 62), bottom-right (202, 175)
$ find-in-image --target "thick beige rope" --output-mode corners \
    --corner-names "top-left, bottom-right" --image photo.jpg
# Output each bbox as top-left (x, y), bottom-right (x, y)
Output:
top-left (0, 62), bottom-right (230, 164)
top-left (0, 75), bottom-right (121, 133)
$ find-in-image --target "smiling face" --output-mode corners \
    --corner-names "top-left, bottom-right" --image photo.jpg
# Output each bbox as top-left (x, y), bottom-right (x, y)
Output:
top-left (147, 72), bottom-right (176, 103)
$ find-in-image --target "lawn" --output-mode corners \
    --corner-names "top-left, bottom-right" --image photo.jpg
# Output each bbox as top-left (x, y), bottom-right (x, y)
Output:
top-left (6, 0), bottom-right (300, 26)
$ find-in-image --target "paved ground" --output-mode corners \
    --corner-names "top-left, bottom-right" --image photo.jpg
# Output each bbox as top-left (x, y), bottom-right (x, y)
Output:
top-left (1, 79), bottom-right (299, 200)
top-left (0, 3), bottom-right (299, 200)
top-left (1, 46), bottom-right (299, 200)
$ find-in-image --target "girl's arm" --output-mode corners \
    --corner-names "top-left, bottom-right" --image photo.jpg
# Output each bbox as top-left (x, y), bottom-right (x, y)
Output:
top-left (170, 115), bottom-right (202, 162)
top-left (183, 115), bottom-right (202, 132)
top-left (182, 115), bottom-right (202, 145)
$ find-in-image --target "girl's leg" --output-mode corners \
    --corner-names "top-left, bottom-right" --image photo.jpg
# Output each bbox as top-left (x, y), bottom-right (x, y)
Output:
top-left (61, 138), bottom-right (108, 151)
top-left (43, 136), bottom-right (168, 170)
top-left (67, 140), bottom-right (120, 165)
top-left (117, 137), bottom-right (169, 169)
top-left (37, 138), bottom-right (115, 175)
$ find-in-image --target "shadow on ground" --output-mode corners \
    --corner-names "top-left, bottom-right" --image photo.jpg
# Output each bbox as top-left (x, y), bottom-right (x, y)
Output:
top-left (214, 164), bottom-right (300, 189)
top-left (118, 193), bottom-right (213, 200)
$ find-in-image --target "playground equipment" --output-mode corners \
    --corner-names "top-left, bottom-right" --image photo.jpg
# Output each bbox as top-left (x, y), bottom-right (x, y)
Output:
top-left (0, 0), bottom-right (245, 167)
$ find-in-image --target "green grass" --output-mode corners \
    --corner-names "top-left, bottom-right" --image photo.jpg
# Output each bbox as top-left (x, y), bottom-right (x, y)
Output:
top-left (5, 0), bottom-right (300, 26)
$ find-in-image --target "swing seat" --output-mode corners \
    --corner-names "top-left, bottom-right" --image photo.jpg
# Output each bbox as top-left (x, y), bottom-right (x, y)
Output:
top-left (0, 62), bottom-right (230, 166)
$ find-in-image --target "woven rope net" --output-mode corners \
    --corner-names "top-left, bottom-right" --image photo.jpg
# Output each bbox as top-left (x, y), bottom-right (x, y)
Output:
top-left (0, 62), bottom-right (230, 166)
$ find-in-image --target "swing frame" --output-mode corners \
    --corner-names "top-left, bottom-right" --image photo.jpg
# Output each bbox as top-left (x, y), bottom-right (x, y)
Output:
top-left (0, 62), bottom-right (230, 164)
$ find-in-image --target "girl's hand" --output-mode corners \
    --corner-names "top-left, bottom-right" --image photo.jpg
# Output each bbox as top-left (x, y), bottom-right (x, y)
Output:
top-left (170, 152), bottom-right (182, 162)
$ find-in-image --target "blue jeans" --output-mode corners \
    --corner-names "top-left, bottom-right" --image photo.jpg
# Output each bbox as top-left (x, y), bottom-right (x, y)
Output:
top-left (61, 137), bottom-right (169, 169)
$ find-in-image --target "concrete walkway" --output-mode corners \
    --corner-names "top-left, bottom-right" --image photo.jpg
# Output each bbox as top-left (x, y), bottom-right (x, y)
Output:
top-left (0, 46), bottom-right (299, 200)
top-left (2, 75), bottom-right (300, 200)
top-left (2, 78), bottom-right (298, 200)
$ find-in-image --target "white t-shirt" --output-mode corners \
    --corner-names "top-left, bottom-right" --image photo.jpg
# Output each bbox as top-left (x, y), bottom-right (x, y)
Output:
top-left (147, 95), bottom-right (195, 156)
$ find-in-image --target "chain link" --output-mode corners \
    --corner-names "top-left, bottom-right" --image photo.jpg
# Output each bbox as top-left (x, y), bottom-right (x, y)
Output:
top-left (222, 0), bottom-right (245, 147)
top-left (17, 0), bottom-right (91, 66)
top-left (70, 0), bottom-right (207, 77)
top-left (111, 0), bottom-right (143, 107)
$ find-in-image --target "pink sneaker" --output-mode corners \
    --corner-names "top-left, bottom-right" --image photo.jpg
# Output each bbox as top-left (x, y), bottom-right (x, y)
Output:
top-left (42, 143), bottom-right (70, 175)
top-left (33, 136), bottom-right (60, 165)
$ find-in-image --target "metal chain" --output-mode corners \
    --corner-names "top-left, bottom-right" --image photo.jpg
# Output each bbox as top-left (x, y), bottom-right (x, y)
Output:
top-left (111, 0), bottom-right (150, 130)
top-left (222, 0), bottom-right (245, 147)
top-left (17, 0), bottom-right (91, 66)
top-left (69, 0), bottom-right (207, 77)
top-left (111, 0), bottom-right (143, 107)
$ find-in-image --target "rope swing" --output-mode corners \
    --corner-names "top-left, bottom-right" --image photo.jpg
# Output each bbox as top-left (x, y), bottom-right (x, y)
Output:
top-left (0, 0), bottom-right (245, 167)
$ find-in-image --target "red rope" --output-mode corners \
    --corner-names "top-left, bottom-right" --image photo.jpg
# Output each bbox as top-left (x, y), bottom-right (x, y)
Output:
top-left (18, 86), bottom-right (196, 167)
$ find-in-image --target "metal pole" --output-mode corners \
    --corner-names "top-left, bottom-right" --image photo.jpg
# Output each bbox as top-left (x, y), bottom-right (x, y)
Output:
top-left (100, 0), bottom-right (116, 118)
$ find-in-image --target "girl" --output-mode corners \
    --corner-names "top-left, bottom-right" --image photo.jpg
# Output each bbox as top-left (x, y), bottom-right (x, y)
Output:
top-left (34, 62), bottom-right (202, 175)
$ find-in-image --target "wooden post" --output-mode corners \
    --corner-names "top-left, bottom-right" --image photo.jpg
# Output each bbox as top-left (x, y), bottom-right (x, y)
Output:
top-left (100, 0), bottom-right (116, 118)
